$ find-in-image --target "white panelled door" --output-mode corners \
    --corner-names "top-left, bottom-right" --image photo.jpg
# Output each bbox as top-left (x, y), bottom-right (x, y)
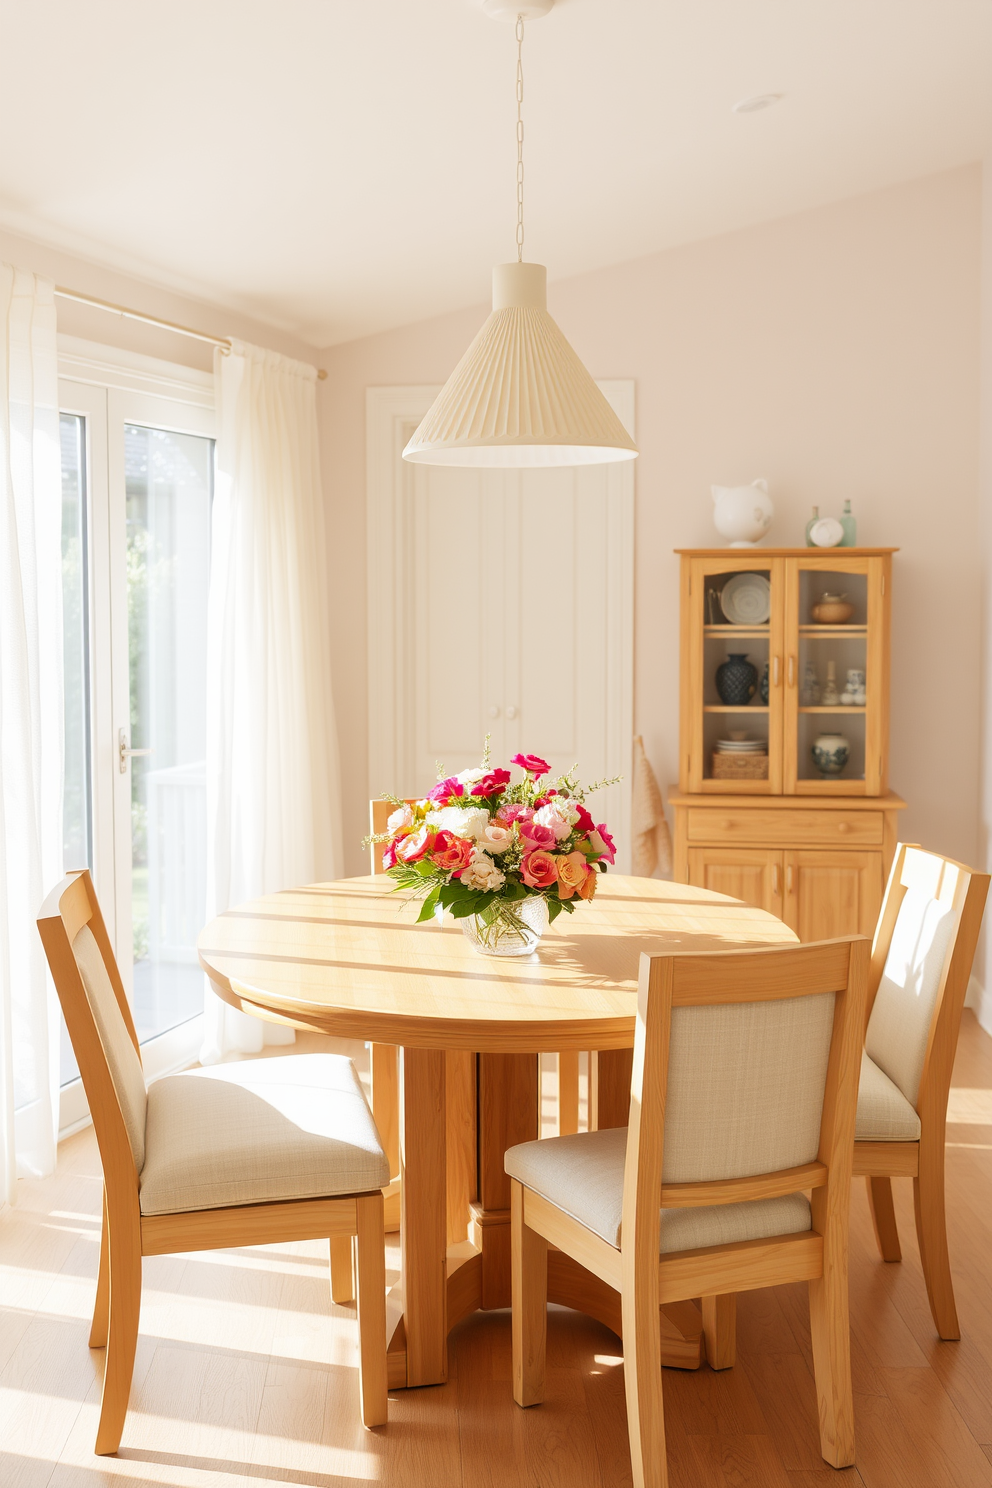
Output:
top-left (368, 384), bottom-right (634, 871)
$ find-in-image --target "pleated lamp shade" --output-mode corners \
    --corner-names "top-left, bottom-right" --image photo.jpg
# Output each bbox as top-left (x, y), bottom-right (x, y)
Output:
top-left (402, 262), bottom-right (638, 467)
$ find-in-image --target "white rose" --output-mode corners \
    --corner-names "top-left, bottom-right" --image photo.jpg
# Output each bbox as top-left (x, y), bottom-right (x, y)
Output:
top-left (534, 804), bottom-right (572, 841)
top-left (461, 851), bottom-right (506, 892)
top-left (456, 767), bottom-right (487, 785)
top-left (425, 805), bottom-right (491, 841)
top-left (482, 823), bottom-right (513, 854)
top-left (386, 805), bottom-right (414, 833)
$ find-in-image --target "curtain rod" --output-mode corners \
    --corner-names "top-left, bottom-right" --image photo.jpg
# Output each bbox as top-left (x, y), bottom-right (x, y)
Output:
top-left (53, 286), bottom-right (328, 380)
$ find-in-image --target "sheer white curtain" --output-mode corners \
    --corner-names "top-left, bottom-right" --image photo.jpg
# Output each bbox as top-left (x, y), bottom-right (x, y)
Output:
top-left (0, 266), bottom-right (63, 1205)
top-left (201, 341), bottom-right (342, 1062)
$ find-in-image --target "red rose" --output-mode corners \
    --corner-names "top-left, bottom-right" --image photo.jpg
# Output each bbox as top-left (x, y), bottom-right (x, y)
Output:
top-left (573, 803), bottom-right (594, 834)
top-left (470, 768), bottom-right (511, 797)
top-left (430, 830), bottom-right (475, 875)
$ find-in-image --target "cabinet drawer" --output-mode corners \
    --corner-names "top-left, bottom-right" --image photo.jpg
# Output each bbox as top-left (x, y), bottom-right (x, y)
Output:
top-left (686, 809), bottom-right (884, 848)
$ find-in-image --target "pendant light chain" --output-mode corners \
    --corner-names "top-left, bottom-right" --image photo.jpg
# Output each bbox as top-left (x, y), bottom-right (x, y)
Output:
top-left (516, 14), bottom-right (525, 262)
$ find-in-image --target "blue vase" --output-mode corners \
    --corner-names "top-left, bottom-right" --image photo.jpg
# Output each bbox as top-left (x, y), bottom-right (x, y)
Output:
top-left (716, 653), bottom-right (758, 705)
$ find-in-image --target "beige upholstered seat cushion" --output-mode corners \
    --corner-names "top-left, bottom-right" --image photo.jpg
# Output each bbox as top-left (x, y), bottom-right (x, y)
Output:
top-left (73, 924), bottom-right (147, 1169)
top-left (855, 1051), bottom-right (921, 1142)
top-left (505, 1128), bottom-right (811, 1253)
top-left (865, 886), bottom-right (955, 1107)
top-left (139, 1053), bottom-right (390, 1216)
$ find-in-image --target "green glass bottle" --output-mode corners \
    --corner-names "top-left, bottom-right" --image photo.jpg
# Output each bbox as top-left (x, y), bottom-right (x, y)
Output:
top-left (805, 505), bottom-right (820, 546)
top-left (839, 499), bottom-right (857, 548)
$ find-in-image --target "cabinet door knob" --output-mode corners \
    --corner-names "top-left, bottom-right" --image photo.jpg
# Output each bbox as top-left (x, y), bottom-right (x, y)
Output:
top-left (837, 822), bottom-right (850, 833)
top-left (489, 705), bottom-right (500, 718)
top-left (720, 819), bottom-right (733, 830)
top-left (506, 705), bottom-right (518, 720)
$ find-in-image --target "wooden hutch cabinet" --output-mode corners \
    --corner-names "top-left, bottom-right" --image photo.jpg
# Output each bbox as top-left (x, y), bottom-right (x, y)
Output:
top-left (670, 548), bottom-right (905, 940)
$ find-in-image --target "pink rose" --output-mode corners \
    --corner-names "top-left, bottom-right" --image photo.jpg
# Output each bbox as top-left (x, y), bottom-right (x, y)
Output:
top-left (511, 753), bottom-right (551, 777)
top-left (396, 826), bottom-right (432, 864)
top-left (430, 829), bottom-right (476, 875)
top-left (427, 776), bottom-right (464, 807)
top-left (534, 804), bottom-right (572, 841)
top-left (589, 824), bottom-right (616, 866)
top-left (470, 768), bottom-right (511, 797)
top-left (519, 820), bottom-right (557, 851)
top-left (496, 801), bottom-right (533, 826)
top-left (557, 850), bottom-right (594, 900)
top-left (520, 849), bottom-right (559, 889)
top-left (482, 823), bottom-right (513, 854)
top-left (382, 838), bottom-right (400, 870)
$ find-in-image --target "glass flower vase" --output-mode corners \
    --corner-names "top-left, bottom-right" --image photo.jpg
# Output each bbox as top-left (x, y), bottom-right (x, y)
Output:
top-left (460, 894), bottom-right (549, 957)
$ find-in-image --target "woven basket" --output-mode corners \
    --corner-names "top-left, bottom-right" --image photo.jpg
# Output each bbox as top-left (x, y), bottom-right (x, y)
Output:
top-left (711, 752), bottom-right (769, 781)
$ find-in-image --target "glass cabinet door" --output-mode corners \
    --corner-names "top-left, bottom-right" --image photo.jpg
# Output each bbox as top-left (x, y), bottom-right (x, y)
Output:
top-left (783, 554), bottom-right (887, 795)
top-left (684, 556), bottom-right (785, 794)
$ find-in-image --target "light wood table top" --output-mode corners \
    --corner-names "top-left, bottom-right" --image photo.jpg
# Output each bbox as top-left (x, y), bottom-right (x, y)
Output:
top-left (197, 873), bottom-right (797, 1052)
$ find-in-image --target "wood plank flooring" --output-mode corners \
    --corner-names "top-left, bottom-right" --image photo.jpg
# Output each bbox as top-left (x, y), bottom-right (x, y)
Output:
top-left (2, 1014), bottom-right (991, 1487)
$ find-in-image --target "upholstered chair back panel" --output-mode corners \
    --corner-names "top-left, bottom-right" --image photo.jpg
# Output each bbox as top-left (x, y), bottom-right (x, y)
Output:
top-left (865, 886), bottom-right (956, 1108)
top-left (661, 992), bottom-right (836, 1184)
top-left (72, 924), bottom-right (147, 1169)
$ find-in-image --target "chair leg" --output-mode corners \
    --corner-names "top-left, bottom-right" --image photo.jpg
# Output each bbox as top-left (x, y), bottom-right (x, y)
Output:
top-left (330, 1235), bottom-right (355, 1304)
top-left (701, 1293), bottom-right (736, 1370)
top-left (620, 1266), bottom-right (667, 1488)
top-left (511, 1179), bottom-right (547, 1407)
top-left (807, 1265), bottom-right (855, 1468)
top-left (94, 1216), bottom-right (142, 1455)
top-left (914, 1144), bottom-right (960, 1340)
top-left (355, 1194), bottom-right (388, 1428)
top-left (866, 1176), bottom-right (901, 1262)
top-left (89, 1194), bottom-right (110, 1348)
top-left (555, 1051), bottom-right (580, 1135)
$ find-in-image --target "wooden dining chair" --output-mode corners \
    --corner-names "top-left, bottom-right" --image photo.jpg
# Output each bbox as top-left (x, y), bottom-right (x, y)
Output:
top-left (38, 870), bottom-right (390, 1455)
top-left (506, 936), bottom-right (869, 1488)
top-left (852, 842), bottom-right (989, 1340)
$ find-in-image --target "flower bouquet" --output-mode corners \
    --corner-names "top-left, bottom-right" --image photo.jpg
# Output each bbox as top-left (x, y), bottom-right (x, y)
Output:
top-left (371, 747), bottom-right (618, 957)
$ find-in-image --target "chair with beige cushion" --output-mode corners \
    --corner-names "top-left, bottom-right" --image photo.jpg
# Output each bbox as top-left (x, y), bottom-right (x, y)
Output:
top-left (506, 937), bottom-right (869, 1488)
top-left (38, 870), bottom-right (389, 1456)
top-left (853, 843), bottom-right (989, 1339)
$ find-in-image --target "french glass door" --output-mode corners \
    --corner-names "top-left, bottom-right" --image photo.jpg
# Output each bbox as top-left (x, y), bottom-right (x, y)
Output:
top-left (58, 368), bottom-right (215, 1092)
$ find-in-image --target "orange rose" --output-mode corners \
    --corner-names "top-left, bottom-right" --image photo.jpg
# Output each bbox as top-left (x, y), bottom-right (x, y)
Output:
top-left (577, 866), bottom-right (598, 901)
top-left (557, 850), bottom-right (593, 900)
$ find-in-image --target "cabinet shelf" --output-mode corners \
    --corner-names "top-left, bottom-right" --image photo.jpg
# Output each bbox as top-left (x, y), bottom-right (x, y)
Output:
top-left (798, 625), bottom-right (867, 636)
top-left (799, 706), bottom-right (866, 714)
top-left (703, 705), bottom-right (769, 713)
top-left (703, 625), bottom-right (769, 637)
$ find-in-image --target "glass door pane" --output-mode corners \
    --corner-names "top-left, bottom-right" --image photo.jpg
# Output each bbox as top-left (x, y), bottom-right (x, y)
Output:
top-left (125, 424), bottom-right (213, 1044)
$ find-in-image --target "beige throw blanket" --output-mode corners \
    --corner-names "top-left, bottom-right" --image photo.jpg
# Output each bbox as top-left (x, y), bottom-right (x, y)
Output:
top-left (631, 735), bottom-right (673, 879)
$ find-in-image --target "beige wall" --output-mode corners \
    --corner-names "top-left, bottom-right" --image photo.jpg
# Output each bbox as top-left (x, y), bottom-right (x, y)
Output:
top-left (321, 165), bottom-right (983, 878)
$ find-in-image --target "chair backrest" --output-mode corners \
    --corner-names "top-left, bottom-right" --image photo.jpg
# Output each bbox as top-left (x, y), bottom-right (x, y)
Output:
top-left (37, 871), bottom-right (146, 1184)
top-left (622, 938), bottom-right (869, 1264)
top-left (369, 798), bottom-right (420, 875)
top-left (865, 843), bottom-right (989, 1115)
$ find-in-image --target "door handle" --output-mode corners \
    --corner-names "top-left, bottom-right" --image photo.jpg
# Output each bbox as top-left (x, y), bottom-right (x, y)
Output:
top-left (772, 863), bottom-right (780, 895)
top-left (787, 655), bottom-right (795, 687)
top-left (772, 656), bottom-right (780, 687)
top-left (506, 705), bottom-right (518, 720)
top-left (786, 864), bottom-right (794, 894)
top-left (119, 728), bottom-right (153, 774)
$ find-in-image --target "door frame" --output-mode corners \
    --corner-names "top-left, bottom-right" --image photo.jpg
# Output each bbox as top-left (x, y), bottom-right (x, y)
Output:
top-left (56, 336), bottom-right (215, 1134)
top-left (366, 383), bottom-right (636, 873)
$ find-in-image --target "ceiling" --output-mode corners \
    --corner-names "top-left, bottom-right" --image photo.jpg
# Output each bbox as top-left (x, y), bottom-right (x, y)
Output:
top-left (1, 1), bottom-right (991, 347)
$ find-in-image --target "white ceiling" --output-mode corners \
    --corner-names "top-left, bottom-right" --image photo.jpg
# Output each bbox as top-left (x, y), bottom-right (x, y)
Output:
top-left (1, 0), bottom-right (991, 347)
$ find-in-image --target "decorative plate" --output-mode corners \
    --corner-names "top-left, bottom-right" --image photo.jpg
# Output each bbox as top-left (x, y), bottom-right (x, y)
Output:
top-left (720, 572), bottom-right (771, 625)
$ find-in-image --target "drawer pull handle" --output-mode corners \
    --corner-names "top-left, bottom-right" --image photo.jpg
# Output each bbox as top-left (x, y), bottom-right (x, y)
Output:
top-left (837, 822), bottom-right (850, 834)
top-left (720, 820), bottom-right (733, 830)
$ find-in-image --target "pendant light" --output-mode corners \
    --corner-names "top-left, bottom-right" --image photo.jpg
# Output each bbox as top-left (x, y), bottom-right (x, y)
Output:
top-left (403, 3), bottom-right (637, 468)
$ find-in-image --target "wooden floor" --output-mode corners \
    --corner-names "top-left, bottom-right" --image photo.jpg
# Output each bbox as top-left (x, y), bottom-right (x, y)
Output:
top-left (3, 1013), bottom-right (992, 1488)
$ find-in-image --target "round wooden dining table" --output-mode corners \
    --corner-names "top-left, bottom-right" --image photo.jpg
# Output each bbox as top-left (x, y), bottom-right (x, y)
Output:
top-left (198, 872), bottom-right (796, 1388)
